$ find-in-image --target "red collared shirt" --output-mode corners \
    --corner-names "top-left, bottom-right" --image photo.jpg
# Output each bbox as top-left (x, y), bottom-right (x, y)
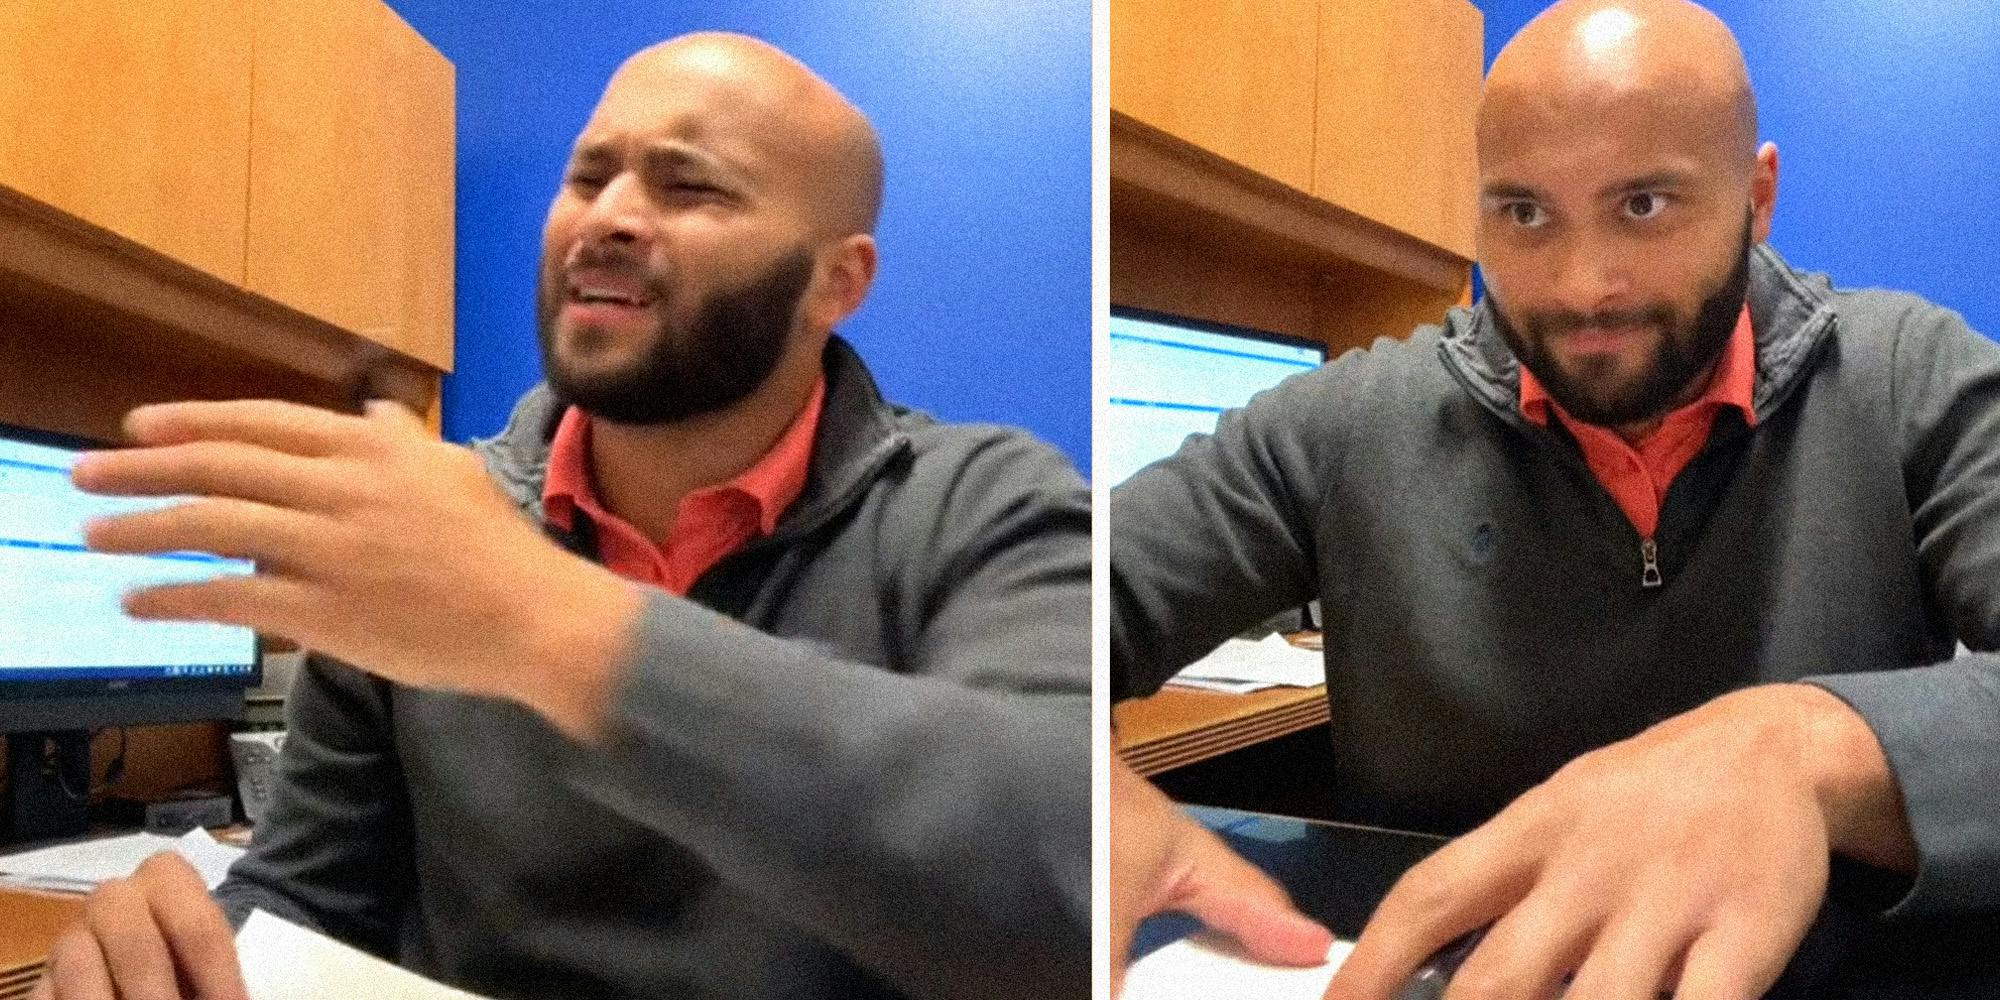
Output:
top-left (1521, 305), bottom-right (1758, 539)
top-left (541, 380), bottom-right (825, 595)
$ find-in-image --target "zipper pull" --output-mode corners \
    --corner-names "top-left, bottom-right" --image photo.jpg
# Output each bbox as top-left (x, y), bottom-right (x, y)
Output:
top-left (1640, 537), bottom-right (1663, 588)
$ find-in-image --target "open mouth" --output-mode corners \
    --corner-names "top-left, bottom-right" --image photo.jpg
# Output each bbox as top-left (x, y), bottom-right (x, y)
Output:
top-left (566, 285), bottom-right (656, 308)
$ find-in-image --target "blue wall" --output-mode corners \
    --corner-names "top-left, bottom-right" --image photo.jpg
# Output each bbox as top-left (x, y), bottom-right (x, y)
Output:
top-left (383, 2), bottom-right (1092, 471)
top-left (1473, 3), bottom-right (2000, 340)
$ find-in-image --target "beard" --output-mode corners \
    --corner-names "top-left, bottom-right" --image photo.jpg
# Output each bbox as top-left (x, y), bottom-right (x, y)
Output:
top-left (536, 246), bottom-right (817, 425)
top-left (1492, 218), bottom-right (1753, 428)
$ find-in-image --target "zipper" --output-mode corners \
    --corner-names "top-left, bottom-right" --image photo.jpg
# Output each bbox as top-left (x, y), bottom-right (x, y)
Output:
top-left (1640, 537), bottom-right (1663, 588)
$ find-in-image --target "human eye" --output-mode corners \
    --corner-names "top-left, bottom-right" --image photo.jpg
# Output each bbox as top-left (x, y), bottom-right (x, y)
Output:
top-left (565, 169), bottom-right (608, 195)
top-left (1500, 200), bottom-right (1548, 228)
top-left (1623, 191), bottom-right (1669, 220)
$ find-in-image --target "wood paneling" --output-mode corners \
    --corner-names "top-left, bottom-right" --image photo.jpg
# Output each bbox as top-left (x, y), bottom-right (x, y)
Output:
top-left (0, 1), bottom-right (254, 284)
top-left (1315, 0), bottom-right (1483, 259)
top-left (1115, 686), bottom-right (1331, 777)
top-left (1112, 0), bottom-right (1320, 193)
top-left (0, 183), bottom-right (435, 443)
top-left (248, 0), bottom-right (456, 372)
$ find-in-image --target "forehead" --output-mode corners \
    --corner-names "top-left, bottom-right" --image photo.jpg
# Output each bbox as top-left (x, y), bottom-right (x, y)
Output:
top-left (1478, 82), bottom-right (1742, 193)
top-left (572, 58), bottom-right (805, 179)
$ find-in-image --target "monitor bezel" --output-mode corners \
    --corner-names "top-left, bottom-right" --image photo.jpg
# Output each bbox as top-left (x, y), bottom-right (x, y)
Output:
top-left (0, 418), bottom-right (262, 708)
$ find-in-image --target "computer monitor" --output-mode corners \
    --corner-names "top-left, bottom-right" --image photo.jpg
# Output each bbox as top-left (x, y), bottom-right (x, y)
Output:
top-left (0, 420), bottom-right (259, 843)
top-left (1104, 305), bottom-right (1326, 487)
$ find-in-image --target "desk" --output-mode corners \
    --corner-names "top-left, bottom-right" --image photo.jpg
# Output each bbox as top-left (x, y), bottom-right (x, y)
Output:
top-left (1138, 807), bottom-right (2000, 999)
top-left (1114, 684), bottom-right (1330, 776)
top-left (0, 887), bottom-right (80, 999)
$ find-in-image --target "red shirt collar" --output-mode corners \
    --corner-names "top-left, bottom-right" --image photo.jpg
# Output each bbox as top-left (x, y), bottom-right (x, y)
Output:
top-left (542, 378), bottom-right (826, 540)
top-left (1520, 303), bottom-right (1758, 434)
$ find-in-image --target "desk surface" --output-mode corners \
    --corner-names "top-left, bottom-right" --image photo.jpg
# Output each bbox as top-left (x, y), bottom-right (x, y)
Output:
top-left (0, 887), bottom-right (81, 998)
top-left (1114, 685), bottom-right (1330, 776)
top-left (1140, 807), bottom-right (2000, 999)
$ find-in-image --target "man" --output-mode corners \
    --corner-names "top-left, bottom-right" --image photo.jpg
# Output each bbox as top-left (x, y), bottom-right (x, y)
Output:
top-left (1112, 1), bottom-right (2000, 997)
top-left (40, 33), bottom-right (1088, 1000)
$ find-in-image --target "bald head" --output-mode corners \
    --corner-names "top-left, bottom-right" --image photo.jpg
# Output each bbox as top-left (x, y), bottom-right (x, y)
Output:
top-left (601, 32), bottom-right (885, 237)
top-left (1483, 0), bottom-right (1757, 174)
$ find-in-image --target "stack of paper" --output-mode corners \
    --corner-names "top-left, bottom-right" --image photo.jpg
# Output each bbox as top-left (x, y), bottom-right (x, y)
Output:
top-left (238, 911), bottom-right (493, 1000)
top-left (0, 827), bottom-right (244, 894)
top-left (1167, 633), bottom-right (1326, 693)
top-left (1123, 935), bottom-right (1355, 999)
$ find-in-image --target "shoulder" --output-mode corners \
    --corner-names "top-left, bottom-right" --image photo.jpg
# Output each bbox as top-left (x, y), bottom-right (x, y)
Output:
top-left (881, 408), bottom-right (1087, 523)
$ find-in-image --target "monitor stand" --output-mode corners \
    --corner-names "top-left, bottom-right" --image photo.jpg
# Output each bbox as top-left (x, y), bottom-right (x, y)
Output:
top-left (5, 731), bottom-right (92, 844)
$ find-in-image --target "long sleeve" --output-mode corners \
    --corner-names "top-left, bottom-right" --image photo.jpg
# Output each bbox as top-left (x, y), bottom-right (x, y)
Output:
top-left (1110, 352), bottom-right (1361, 701)
top-left (212, 656), bottom-right (415, 953)
top-left (1803, 297), bottom-right (2000, 916)
top-left (558, 432), bottom-right (1089, 1000)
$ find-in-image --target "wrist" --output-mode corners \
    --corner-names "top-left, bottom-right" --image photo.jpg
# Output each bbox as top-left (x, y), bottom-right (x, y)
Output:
top-left (512, 558), bottom-right (646, 741)
top-left (1781, 683), bottom-right (1917, 872)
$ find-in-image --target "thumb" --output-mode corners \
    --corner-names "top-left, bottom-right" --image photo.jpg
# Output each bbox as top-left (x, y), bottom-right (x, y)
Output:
top-left (1174, 832), bottom-right (1336, 966)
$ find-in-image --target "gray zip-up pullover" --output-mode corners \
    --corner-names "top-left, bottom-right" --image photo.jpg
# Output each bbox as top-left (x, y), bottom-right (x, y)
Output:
top-left (216, 337), bottom-right (1090, 998)
top-left (1112, 245), bottom-right (2000, 916)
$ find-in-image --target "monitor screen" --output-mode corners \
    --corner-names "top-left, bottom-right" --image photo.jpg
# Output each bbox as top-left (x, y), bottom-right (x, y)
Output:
top-left (1103, 307), bottom-right (1325, 487)
top-left (0, 421), bottom-right (257, 728)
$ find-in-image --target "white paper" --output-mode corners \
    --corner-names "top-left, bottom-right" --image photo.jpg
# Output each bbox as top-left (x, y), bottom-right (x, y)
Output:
top-left (0, 827), bottom-right (245, 893)
top-left (1168, 634), bottom-right (1325, 689)
top-left (1123, 935), bottom-right (1355, 1000)
top-left (1165, 676), bottom-right (1279, 694)
top-left (237, 910), bottom-right (493, 1000)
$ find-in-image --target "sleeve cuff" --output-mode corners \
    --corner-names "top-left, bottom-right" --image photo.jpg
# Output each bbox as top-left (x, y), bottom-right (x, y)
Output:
top-left (1802, 655), bottom-right (2000, 917)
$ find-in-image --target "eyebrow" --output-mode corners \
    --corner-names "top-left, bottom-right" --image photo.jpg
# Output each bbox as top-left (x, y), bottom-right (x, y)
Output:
top-left (566, 139), bottom-right (746, 185)
top-left (1480, 170), bottom-right (1702, 203)
top-left (1600, 170), bottom-right (1697, 198)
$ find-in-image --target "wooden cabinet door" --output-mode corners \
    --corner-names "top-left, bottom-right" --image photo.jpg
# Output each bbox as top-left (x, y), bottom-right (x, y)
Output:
top-left (1314, 0), bottom-right (1482, 259)
top-left (1112, 0), bottom-right (1320, 194)
top-left (247, 0), bottom-right (455, 372)
top-left (0, 1), bottom-right (254, 283)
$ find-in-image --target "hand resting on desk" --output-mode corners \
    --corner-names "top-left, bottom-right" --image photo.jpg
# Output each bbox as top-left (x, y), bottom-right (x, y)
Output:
top-left (32, 851), bottom-right (246, 1000)
top-left (1111, 754), bottom-right (1334, 997)
top-left (1324, 683), bottom-right (1916, 1000)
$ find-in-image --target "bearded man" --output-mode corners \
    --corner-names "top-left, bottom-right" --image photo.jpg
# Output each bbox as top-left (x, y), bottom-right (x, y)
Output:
top-left (1111, 2), bottom-right (2000, 998)
top-left (40, 33), bottom-right (1088, 1000)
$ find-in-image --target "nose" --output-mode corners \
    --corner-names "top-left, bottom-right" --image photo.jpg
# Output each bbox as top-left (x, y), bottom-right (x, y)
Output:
top-left (570, 172), bottom-right (652, 254)
top-left (1547, 231), bottom-right (1632, 316)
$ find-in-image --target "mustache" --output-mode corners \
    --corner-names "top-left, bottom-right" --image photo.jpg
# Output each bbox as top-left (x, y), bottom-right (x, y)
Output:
top-left (1526, 304), bottom-right (1677, 337)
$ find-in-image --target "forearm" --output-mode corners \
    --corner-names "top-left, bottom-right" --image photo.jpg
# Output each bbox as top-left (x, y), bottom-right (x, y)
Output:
top-left (561, 592), bottom-right (1088, 1000)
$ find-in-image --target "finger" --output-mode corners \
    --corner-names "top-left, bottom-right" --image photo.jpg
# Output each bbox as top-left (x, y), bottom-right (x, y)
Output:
top-left (1326, 835), bottom-right (1539, 1000)
top-left (42, 926), bottom-right (114, 1000)
top-left (137, 853), bottom-right (250, 1000)
top-left (71, 441), bottom-right (351, 513)
top-left (85, 497), bottom-right (325, 568)
top-left (1441, 881), bottom-right (1598, 1000)
top-left (84, 878), bottom-right (182, 1000)
top-left (363, 398), bottom-right (427, 435)
top-left (122, 573), bottom-right (322, 637)
top-left (123, 400), bottom-right (366, 456)
top-left (1672, 920), bottom-right (1792, 1000)
top-left (1565, 907), bottom-right (1688, 1000)
top-left (1173, 831), bottom-right (1336, 966)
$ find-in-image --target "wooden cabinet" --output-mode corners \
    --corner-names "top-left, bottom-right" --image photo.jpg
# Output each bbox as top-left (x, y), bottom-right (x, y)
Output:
top-left (249, 0), bottom-right (456, 372)
top-left (0, 1), bottom-right (255, 284)
top-left (1113, 0), bottom-right (1320, 193)
top-left (1315, 0), bottom-right (1483, 260)
top-left (1112, 0), bottom-right (1483, 353)
top-left (0, 0), bottom-right (454, 444)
